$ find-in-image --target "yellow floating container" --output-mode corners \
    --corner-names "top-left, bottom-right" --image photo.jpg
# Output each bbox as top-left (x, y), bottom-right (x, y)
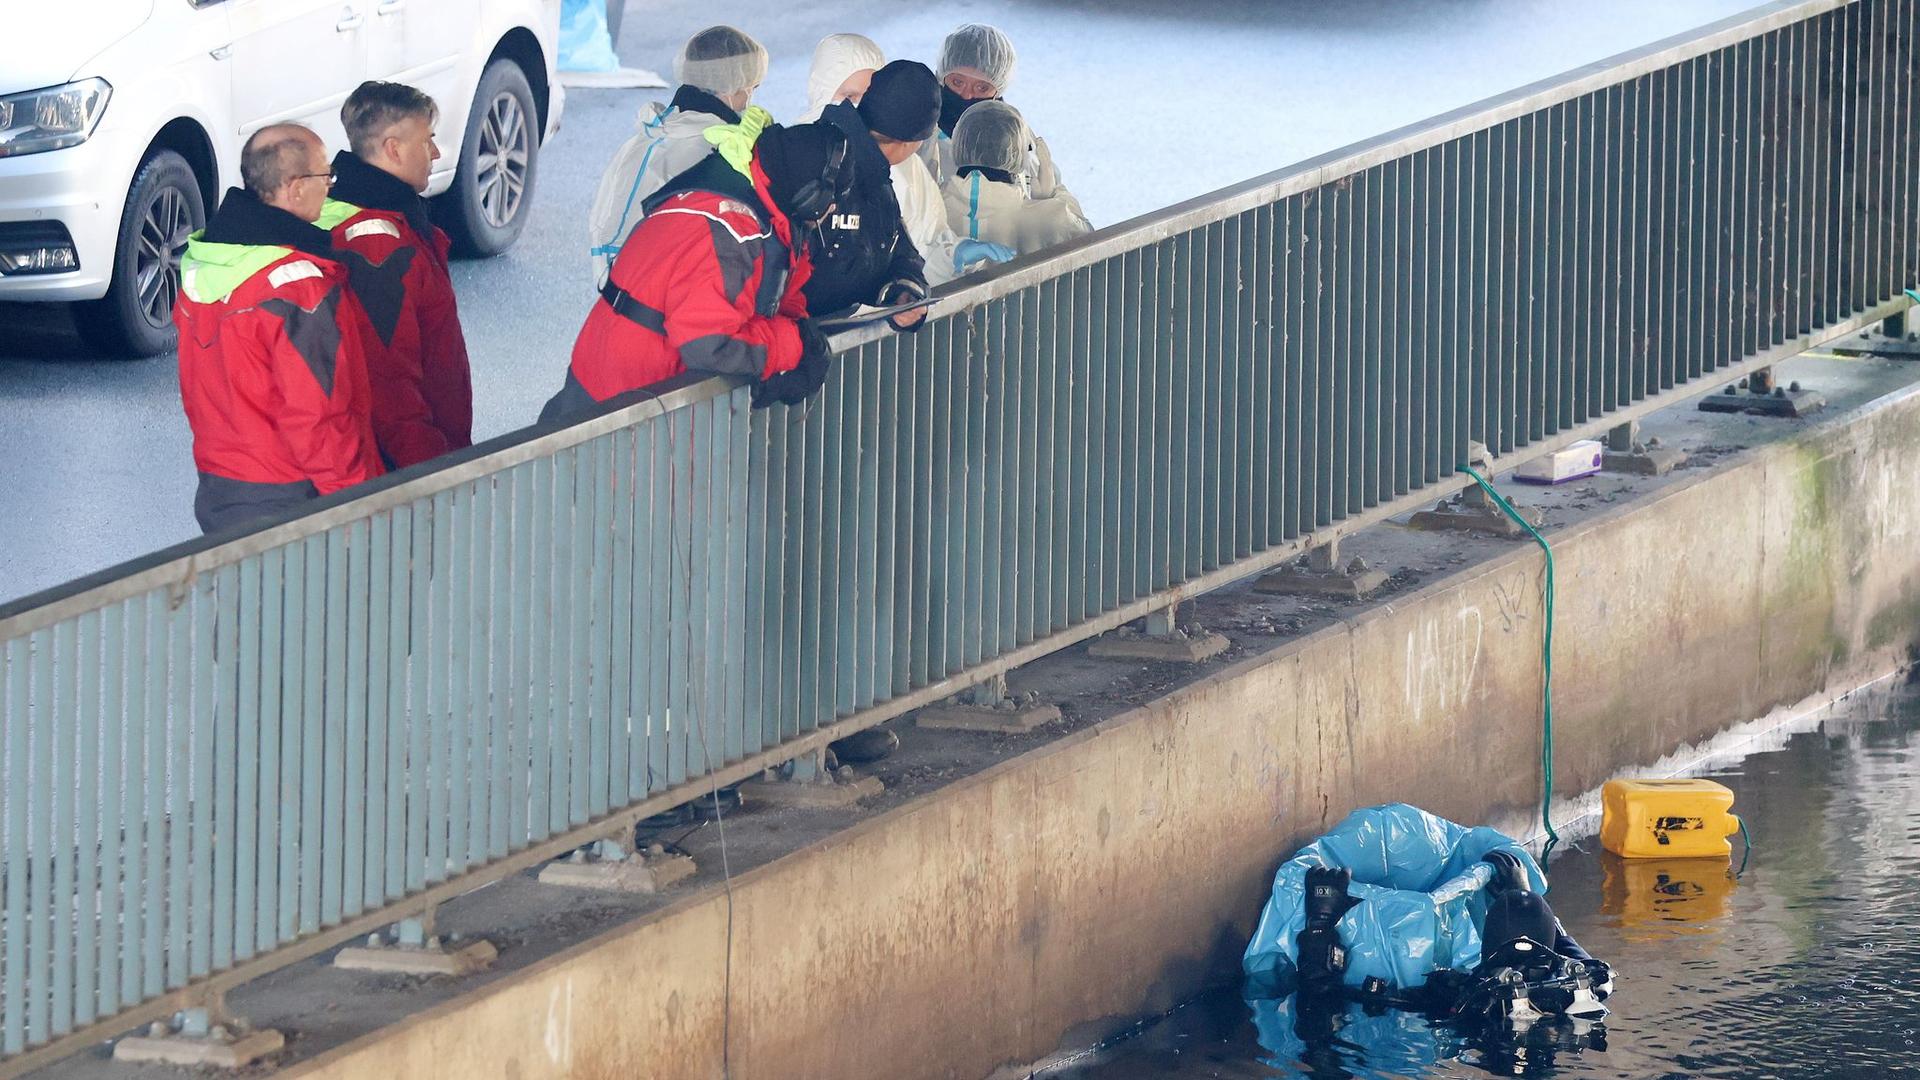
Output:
top-left (1600, 778), bottom-right (1742, 859)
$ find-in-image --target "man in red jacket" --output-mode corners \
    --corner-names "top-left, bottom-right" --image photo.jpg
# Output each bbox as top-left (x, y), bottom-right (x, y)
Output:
top-left (540, 117), bottom-right (853, 422)
top-left (322, 81), bottom-right (474, 467)
top-left (175, 124), bottom-right (385, 534)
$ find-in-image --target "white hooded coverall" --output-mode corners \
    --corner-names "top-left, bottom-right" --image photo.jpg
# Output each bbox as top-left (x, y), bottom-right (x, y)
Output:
top-left (941, 99), bottom-right (1090, 265)
top-left (584, 26), bottom-right (769, 285)
top-left (585, 101), bottom-right (734, 286)
top-left (801, 32), bottom-right (962, 285)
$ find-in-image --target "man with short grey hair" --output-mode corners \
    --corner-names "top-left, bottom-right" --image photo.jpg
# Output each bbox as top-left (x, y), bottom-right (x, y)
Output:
top-left (321, 80), bottom-right (473, 468)
top-left (340, 80), bottom-right (439, 159)
top-left (174, 123), bottom-right (385, 533)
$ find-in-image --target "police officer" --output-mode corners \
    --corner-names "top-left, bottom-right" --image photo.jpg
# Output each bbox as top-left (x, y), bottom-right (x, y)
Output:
top-left (803, 59), bottom-right (942, 331)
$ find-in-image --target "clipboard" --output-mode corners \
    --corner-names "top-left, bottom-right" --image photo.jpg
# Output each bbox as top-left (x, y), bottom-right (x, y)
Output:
top-left (815, 297), bottom-right (934, 332)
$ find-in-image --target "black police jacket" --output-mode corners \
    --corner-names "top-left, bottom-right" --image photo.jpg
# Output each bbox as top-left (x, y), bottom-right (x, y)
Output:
top-left (801, 102), bottom-right (928, 317)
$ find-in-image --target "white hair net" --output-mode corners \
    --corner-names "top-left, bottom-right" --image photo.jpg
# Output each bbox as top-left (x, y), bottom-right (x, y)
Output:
top-left (803, 34), bottom-right (886, 121)
top-left (937, 24), bottom-right (1016, 91)
top-left (673, 26), bottom-right (769, 97)
top-left (950, 100), bottom-right (1028, 177)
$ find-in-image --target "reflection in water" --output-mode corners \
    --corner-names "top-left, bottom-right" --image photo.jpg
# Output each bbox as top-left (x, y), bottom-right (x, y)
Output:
top-left (1599, 854), bottom-right (1737, 939)
top-left (1035, 686), bottom-right (1920, 1079)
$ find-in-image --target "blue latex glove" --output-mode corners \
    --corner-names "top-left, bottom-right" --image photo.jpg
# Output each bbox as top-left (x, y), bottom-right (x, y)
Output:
top-left (953, 239), bottom-right (1016, 274)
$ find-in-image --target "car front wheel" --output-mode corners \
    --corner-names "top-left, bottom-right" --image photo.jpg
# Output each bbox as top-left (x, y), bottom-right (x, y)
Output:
top-left (437, 58), bottom-right (540, 257)
top-left (74, 149), bottom-right (204, 357)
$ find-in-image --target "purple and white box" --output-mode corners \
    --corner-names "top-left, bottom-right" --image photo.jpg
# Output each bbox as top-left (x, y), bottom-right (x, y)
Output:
top-left (1513, 439), bottom-right (1605, 485)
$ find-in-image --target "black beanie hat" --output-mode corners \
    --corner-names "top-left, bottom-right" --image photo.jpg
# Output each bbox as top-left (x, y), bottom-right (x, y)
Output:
top-left (755, 122), bottom-right (852, 220)
top-left (857, 60), bottom-right (940, 142)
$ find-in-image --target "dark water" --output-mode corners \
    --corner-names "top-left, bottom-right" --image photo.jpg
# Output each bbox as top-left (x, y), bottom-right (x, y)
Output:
top-left (1038, 687), bottom-right (1920, 1079)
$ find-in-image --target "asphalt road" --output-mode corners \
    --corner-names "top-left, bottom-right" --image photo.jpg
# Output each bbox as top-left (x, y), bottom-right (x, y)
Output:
top-left (0, 0), bottom-right (1759, 604)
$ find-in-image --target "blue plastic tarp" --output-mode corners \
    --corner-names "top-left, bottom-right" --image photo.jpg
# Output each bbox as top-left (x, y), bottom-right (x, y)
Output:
top-left (1242, 804), bottom-right (1546, 991)
top-left (559, 0), bottom-right (619, 72)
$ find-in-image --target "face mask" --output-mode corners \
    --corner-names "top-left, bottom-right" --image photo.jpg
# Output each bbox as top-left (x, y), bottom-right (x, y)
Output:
top-left (939, 85), bottom-right (991, 138)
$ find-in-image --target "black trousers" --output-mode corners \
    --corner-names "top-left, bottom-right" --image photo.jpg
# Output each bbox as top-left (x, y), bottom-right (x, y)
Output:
top-left (194, 472), bottom-right (317, 536)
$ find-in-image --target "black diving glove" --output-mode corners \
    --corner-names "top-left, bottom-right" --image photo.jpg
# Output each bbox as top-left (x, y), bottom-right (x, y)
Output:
top-left (752, 318), bottom-right (835, 409)
top-left (1296, 865), bottom-right (1357, 988)
top-left (1481, 849), bottom-right (1527, 893)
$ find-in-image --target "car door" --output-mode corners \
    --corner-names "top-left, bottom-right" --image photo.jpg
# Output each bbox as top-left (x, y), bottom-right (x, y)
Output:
top-left (368, 0), bottom-right (466, 113)
top-left (226, 0), bottom-right (370, 151)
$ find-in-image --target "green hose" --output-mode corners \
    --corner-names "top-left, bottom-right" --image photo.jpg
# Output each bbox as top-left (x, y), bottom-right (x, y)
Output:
top-left (1460, 465), bottom-right (1559, 846)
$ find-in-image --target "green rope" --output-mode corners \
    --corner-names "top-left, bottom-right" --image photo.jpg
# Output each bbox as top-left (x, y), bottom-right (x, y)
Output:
top-left (1460, 465), bottom-right (1559, 845)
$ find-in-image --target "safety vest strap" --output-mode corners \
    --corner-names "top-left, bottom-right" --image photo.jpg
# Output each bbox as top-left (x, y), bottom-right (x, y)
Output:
top-left (599, 281), bottom-right (668, 334)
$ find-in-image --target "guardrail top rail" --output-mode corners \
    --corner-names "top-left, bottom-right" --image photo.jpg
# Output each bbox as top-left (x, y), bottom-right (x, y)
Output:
top-left (3, 0), bottom-right (1914, 1071)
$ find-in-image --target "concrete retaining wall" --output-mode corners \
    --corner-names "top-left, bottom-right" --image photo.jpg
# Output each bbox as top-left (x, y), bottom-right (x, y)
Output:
top-left (289, 382), bottom-right (1920, 1080)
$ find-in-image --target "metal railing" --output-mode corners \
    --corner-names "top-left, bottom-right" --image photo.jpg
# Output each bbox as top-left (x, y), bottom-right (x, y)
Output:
top-left (2, 0), bottom-right (1915, 1069)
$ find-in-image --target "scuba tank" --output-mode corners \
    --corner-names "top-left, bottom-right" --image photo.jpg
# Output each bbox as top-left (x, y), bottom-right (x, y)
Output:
top-left (1250, 806), bottom-right (1613, 1069)
top-left (1291, 849), bottom-right (1615, 1033)
top-left (1444, 852), bottom-right (1613, 1030)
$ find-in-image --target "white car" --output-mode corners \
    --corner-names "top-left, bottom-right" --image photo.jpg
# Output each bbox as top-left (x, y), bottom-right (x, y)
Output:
top-left (0, 0), bottom-right (564, 356)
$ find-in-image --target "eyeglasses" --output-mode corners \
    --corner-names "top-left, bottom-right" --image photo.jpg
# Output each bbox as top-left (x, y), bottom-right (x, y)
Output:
top-left (291, 172), bottom-right (336, 187)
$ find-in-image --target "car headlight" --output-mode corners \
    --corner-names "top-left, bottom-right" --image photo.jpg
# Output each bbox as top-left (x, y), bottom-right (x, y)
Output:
top-left (0, 79), bottom-right (112, 158)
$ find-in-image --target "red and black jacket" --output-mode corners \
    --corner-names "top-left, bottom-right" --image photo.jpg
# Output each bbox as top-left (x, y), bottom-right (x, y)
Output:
top-left (175, 188), bottom-right (385, 533)
top-left (325, 151), bottom-right (474, 467)
top-left (545, 149), bottom-right (812, 419)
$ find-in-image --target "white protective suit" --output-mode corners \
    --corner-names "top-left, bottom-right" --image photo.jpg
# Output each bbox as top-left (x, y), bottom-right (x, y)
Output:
top-left (921, 23), bottom-right (1063, 199)
top-left (942, 173), bottom-right (1091, 260)
top-left (897, 157), bottom-right (961, 285)
top-left (941, 100), bottom-right (1090, 262)
top-left (922, 124), bottom-right (1062, 198)
top-left (585, 102), bottom-right (732, 285)
top-left (584, 26), bottom-right (768, 285)
top-left (799, 34), bottom-right (886, 123)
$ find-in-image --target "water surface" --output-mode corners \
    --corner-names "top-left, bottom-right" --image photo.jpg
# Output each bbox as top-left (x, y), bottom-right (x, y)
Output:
top-left (1038, 687), bottom-right (1920, 1079)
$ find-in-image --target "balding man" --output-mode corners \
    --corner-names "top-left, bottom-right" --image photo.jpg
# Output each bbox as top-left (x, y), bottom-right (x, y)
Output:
top-left (175, 123), bottom-right (385, 534)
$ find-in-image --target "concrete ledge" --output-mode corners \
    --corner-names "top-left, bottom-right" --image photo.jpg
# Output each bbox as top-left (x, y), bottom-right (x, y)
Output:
top-left (1086, 629), bottom-right (1231, 663)
top-left (112, 1030), bottom-right (284, 1069)
top-left (333, 939), bottom-right (497, 978)
top-left (1602, 447), bottom-right (1687, 476)
top-left (737, 773), bottom-right (884, 809)
top-left (1255, 566), bottom-right (1391, 599)
top-left (916, 700), bottom-right (1063, 733)
top-left (274, 379), bottom-right (1920, 1080)
top-left (1408, 501), bottom-right (1543, 537)
top-left (1699, 384), bottom-right (1827, 417)
top-left (1829, 327), bottom-right (1920, 357)
top-left (537, 852), bottom-right (697, 894)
